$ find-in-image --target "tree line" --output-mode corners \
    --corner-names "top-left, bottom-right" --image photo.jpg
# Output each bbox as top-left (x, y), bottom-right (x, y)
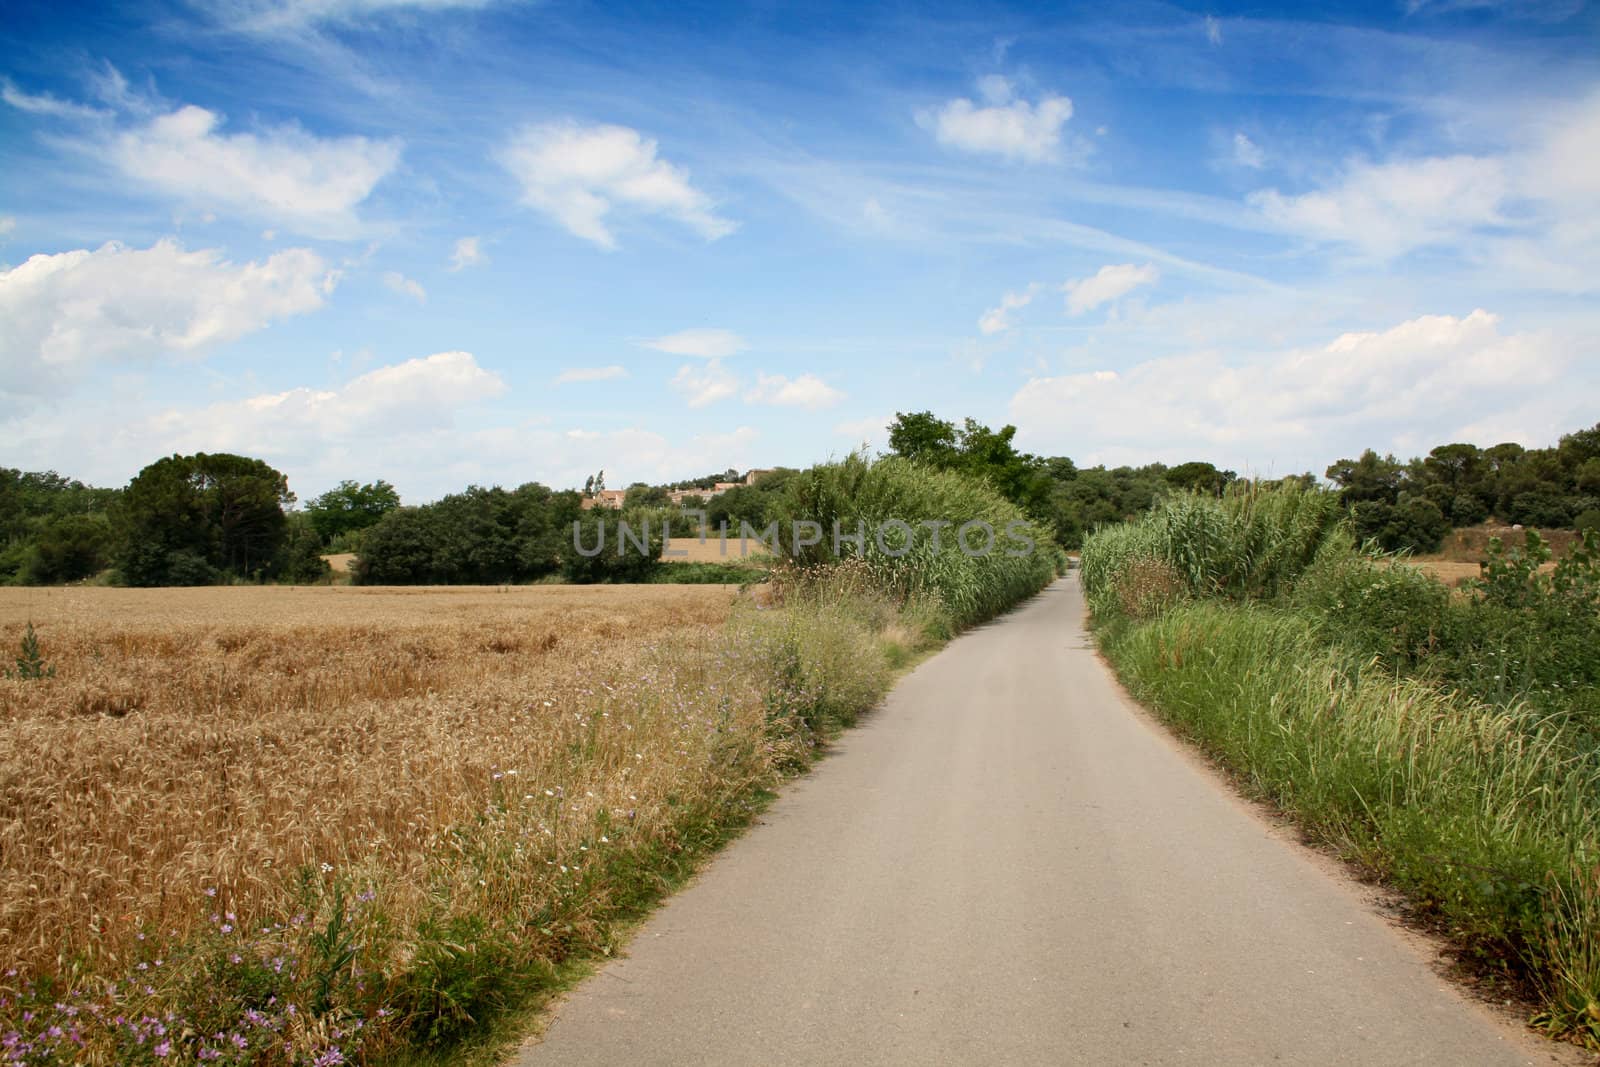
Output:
top-left (3, 418), bottom-right (1596, 585)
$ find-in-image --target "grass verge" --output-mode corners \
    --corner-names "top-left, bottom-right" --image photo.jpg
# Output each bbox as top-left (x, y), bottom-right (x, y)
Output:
top-left (1082, 485), bottom-right (1600, 1051)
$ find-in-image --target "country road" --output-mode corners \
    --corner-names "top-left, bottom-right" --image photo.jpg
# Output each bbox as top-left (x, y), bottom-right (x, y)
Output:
top-left (513, 577), bottom-right (1581, 1066)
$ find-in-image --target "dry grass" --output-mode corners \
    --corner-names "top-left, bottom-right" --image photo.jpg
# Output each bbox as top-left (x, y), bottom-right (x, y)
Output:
top-left (660, 534), bottom-right (771, 563)
top-left (0, 586), bottom-right (765, 1039)
top-left (1419, 523), bottom-right (1581, 564)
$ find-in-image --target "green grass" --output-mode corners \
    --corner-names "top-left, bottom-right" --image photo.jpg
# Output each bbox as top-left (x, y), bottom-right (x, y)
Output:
top-left (1081, 485), bottom-right (1600, 1049)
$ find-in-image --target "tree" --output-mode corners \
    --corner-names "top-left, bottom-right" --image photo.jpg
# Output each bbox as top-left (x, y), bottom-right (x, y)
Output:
top-left (114, 453), bottom-right (294, 585)
top-left (1165, 461), bottom-right (1235, 496)
top-left (305, 480), bottom-right (400, 544)
top-left (887, 411), bottom-right (959, 467)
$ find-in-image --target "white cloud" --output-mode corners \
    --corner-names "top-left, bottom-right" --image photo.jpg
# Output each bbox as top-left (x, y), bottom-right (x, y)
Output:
top-left (382, 270), bottom-right (426, 303)
top-left (141, 350), bottom-right (503, 452)
top-left (498, 120), bottom-right (736, 249)
top-left (109, 105), bottom-right (401, 237)
top-left (1249, 155), bottom-right (1506, 257)
top-left (1009, 309), bottom-right (1571, 472)
top-left (979, 284), bottom-right (1040, 334)
top-left (744, 372), bottom-right (844, 410)
top-left (1204, 15), bottom-right (1223, 44)
top-left (1063, 263), bottom-right (1159, 315)
top-left (1, 78), bottom-right (108, 120)
top-left (1232, 132), bottom-right (1264, 169)
top-left (0, 239), bottom-right (335, 407)
top-left (554, 365), bottom-right (627, 384)
top-left (448, 235), bottom-right (484, 271)
top-left (203, 0), bottom-right (498, 32)
top-left (0, 216), bottom-right (14, 239)
top-left (919, 77), bottom-right (1074, 163)
top-left (669, 360), bottom-right (738, 407)
top-left (640, 328), bottom-right (746, 359)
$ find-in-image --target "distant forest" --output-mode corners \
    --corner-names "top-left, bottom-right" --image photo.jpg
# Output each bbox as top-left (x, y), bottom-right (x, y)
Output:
top-left (3, 418), bottom-right (1598, 586)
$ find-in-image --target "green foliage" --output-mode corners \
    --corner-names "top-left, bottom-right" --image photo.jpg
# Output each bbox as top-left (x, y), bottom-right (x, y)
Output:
top-left (355, 485), bottom-right (584, 585)
top-left (276, 514), bottom-right (333, 585)
top-left (646, 561), bottom-right (766, 584)
top-left (1080, 481), bottom-right (1345, 615)
top-left (114, 453), bottom-right (294, 585)
top-left (305, 479), bottom-right (400, 543)
top-left (560, 510), bottom-right (663, 583)
top-left (5, 622), bottom-right (55, 680)
top-left (0, 468), bottom-right (119, 585)
top-left (885, 411), bottom-right (1052, 518)
top-left (772, 453), bottom-right (1057, 630)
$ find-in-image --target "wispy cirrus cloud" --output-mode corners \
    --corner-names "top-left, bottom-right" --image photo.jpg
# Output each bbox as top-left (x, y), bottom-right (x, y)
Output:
top-left (1, 78), bottom-right (109, 120)
top-left (198, 0), bottom-right (504, 34)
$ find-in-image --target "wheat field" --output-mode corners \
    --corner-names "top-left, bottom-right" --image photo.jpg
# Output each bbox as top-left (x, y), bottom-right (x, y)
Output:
top-left (0, 583), bottom-right (796, 1061)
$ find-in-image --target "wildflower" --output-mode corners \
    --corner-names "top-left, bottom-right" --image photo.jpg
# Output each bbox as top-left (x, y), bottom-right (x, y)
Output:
top-left (153, 1039), bottom-right (171, 1057)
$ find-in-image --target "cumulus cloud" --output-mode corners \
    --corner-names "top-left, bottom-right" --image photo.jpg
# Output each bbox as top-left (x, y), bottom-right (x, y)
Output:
top-left (553, 365), bottom-right (627, 384)
top-left (1249, 155), bottom-right (1507, 257)
top-left (979, 284), bottom-right (1040, 334)
top-left (919, 76), bottom-right (1074, 163)
top-left (1232, 132), bottom-right (1264, 169)
top-left (669, 360), bottom-right (739, 407)
top-left (382, 270), bottom-right (426, 303)
top-left (1063, 263), bottom-right (1159, 315)
top-left (640, 328), bottom-right (746, 359)
top-left (1009, 309), bottom-right (1570, 471)
top-left (109, 105), bottom-right (401, 237)
top-left (498, 121), bottom-right (736, 249)
top-left (448, 235), bottom-right (484, 271)
top-left (135, 351), bottom-right (505, 456)
top-left (744, 372), bottom-right (844, 410)
top-left (0, 239), bottom-right (335, 407)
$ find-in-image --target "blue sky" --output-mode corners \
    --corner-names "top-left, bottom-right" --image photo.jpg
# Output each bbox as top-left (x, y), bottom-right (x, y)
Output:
top-left (2, 0), bottom-right (1597, 501)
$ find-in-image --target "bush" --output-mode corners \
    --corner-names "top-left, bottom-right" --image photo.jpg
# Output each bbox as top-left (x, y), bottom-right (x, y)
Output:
top-left (1081, 481), bottom-right (1345, 613)
top-left (771, 453), bottom-right (1057, 631)
top-left (1292, 548), bottom-right (1452, 668)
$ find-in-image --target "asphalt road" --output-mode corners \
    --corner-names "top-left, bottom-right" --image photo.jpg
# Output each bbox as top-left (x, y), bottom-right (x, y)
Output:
top-left (513, 577), bottom-right (1578, 1066)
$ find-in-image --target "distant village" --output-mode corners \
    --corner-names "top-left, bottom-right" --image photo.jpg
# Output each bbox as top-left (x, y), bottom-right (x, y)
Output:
top-left (580, 468), bottom-right (776, 510)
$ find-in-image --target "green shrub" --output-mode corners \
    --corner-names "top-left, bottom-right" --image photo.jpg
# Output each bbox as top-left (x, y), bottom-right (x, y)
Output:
top-left (771, 453), bottom-right (1057, 631)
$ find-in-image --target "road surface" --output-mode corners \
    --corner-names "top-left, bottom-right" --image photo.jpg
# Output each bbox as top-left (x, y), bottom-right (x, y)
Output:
top-left (514, 577), bottom-right (1578, 1066)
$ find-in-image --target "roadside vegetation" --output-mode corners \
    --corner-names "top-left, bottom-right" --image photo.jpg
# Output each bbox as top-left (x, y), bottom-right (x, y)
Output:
top-left (0, 454), bottom-right (1054, 1065)
top-left (1081, 484), bottom-right (1600, 1049)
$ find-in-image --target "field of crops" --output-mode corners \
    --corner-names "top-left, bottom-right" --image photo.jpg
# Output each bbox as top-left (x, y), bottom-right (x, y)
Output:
top-left (0, 584), bottom-right (810, 1063)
